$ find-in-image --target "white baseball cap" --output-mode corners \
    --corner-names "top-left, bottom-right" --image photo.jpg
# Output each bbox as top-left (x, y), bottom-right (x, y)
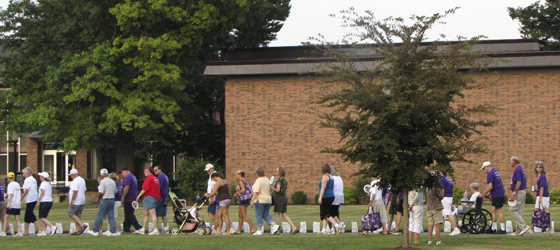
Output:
top-left (38, 172), bottom-right (50, 179)
top-left (69, 168), bottom-right (79, 175)
top-left (100, 168), bottom-right (108, 176)
top-left (481, 161), bottom-right (492, 169)
top-left (204, 164), bottom-right (214, 171)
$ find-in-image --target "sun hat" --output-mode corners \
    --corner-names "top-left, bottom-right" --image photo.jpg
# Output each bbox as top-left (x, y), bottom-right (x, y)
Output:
top-left (481, 162), bottom-right (492, 169)
top-left (204, 164), bottom-right (214, 171)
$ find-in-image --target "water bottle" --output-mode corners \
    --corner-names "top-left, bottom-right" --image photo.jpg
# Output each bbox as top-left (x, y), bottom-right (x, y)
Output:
top-left (197, 193), bottom-right (201, 202)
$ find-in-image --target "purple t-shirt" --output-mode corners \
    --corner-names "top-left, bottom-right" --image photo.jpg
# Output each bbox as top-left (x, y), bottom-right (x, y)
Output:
top-left (510, 165), bottom-right (527, 191)
top-left (115, 182), bottom-right (123, 201)
top-left (0, 183), bottom-right (4, 202)
top-left (487, 168), bottom-right (505, 198)
top-left (536, 174), bottom-right (549, 198)
top-left (439, 176), bottom-right (454, 197)
top-left (158, 173), bottom-right (169, 199)
top-left (122, 174), bottom-right (138, 201)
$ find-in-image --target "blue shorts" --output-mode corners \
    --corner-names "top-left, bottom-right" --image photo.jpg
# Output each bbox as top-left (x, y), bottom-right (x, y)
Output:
top-left (219, 200), bottom-right (231, 207)
top-left (156, 197), bottom-right (168, 217)
top-left (142, 196), bottom-right (158, 210)
top-left (207, 203), bottom-right (218, 214)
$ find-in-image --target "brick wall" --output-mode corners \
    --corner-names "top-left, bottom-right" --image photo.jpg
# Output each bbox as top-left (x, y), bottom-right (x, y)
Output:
top-left (26, 138), bottom-right (40, 173)
top-left (76, 149), bottom-right (89, 178)
top-left (225, 68), bottom-right (560, 202)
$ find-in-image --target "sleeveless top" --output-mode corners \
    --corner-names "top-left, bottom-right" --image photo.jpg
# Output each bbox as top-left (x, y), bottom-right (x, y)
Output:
top-left (318, 175), bottom-right (335, 198)
top-left (217, 180), bottom-right (231, 201)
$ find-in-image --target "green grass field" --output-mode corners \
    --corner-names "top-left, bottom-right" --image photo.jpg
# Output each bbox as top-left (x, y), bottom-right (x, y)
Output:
top-left (1, 202), bottom-right (559, 249)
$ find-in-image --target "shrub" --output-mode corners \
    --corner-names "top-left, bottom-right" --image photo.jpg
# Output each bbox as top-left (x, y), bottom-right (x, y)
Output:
top-left (452, 186), bottom-right (466, 205)
top-left (174, 157), bottom-right (223, 201)
top-left (314, 194), bottom-right (319, 204)
top-left (291, 191), bottom-right (307, 204)
top-left (343, 186), bottom-right (358, 205)
top-left (354, 176), bottom-right (371, 205)
top-left (550, 189), bottom-right (560, 204)
top-left (85, 179), bottom-right (99, 192)
top-left (525, 191), bottom-right (534, 204)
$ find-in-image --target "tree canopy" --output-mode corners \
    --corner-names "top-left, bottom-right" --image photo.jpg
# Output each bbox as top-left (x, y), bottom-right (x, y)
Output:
top-left (315, 8), bottom-right (495, 246)
top-left (508, 0), bottom-right (560, 50)
top-left (0, 0), bottom-right (290, 172)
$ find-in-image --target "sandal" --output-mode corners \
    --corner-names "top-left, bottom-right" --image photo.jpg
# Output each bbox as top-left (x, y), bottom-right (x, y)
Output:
top-left (79, 225), bottom-right (88, 235)
top-left (358, 231), bottom-right (369, 235)
top-left (232, 232), bottom-right (241, 235)
top-left (291, 228), bottom-right (299, 235)
top-left (71, 231), bottom-right (82, 235)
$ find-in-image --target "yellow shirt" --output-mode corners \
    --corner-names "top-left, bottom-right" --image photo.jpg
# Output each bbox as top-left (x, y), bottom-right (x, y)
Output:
top-left (252, 176), bottom-right (272, 204)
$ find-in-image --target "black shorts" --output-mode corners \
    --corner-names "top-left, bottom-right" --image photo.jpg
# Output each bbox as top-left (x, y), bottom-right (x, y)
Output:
top-left (39, 202), bottom-right (53, 219)
top-left (273, 196), bottom-right (288, 213)
top-left (492, 197), bottom-right (504, 209)
top-left (239, 200), bottom-right (250, 207)
top-left (6, 208), bottom-right (20, 215)
top-left (388, 195), bottom-right (399, 215)
top-left (320, 196), bottom-right (335, 220)
top-left (24, 202), bottom-right (38, 223)
top-left (396, 199), bottom-right (404, 214)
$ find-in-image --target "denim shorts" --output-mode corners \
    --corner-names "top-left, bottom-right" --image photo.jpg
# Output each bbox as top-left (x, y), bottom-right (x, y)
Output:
top-left (143, 196), bottom-right (158, 210)
top-left (219, 199), bottom-right (231, 207)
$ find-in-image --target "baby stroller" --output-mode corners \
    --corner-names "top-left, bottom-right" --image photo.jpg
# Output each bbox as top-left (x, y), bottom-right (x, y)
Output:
top-left (169, 191), bottom-right (211, 235)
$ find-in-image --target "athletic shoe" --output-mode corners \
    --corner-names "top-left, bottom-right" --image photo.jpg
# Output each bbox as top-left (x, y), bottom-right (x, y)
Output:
top-left (320, 229), bottom-right (328, 235)
top-left (0, 232), bottom-right (6, 237)
top-left (148, 230), bottom-right (159, 236)
top-left (270, 225), bottom-right (280, 235)
top-left (14, 233), bottom-right (23, 237)
top-left (50, 226), bottom-right (57, 236)
top-left (450, 228), bottom-right (461, 236)
top-left (496, 230), bottom-right (506, 234)
top-left (162, 229), bottom-right (169, 235)
top-left (545, 229), bottom-right (555, 234)
top-left (37, 231), bottom-right (47, 237)
top-left (107, 232), bottom-right (119, 236)
top-left (485, 228), bottom-right (496, 234)
top-left (519, 225), bottom-right (530, 236)
top-left (252, 231), bottom-right (262, 235)
top-left (335, 224), bottom-right (342, 235)
top-left (436, 242), bottom-right (443, 245)
top-left (510, 232), bottom-right (518, 236)
top-left (134, 228), bottom-right (145, 235)
top-left (102, 230), bottom-right (112, 236)
top-left (115, 232), bottom-right (121, 236)
top-left (90, 231), bottom-right (99, 236)
top-left (527, 228), bottom-right (534, 234)
top-left (428, 241), bottom-right (432, 245)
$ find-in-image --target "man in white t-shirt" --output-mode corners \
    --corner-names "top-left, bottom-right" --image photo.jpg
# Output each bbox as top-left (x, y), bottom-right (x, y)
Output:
top-left (368, 176), bottom-right (389, 234)
top-left (90, 169), bottom-right (118, 236)
top-left (68, 168), bottom-right (88, 235)
top-left (1, 172), bottom-right (22, 237)
top-left (20, 167), bottom-right (44, 235)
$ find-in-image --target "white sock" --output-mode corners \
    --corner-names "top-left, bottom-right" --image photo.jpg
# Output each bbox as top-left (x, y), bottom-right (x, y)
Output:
top-left (492, 222), bottom-right (497, 230)
top-left (500, 223), bottom-right (505, 230)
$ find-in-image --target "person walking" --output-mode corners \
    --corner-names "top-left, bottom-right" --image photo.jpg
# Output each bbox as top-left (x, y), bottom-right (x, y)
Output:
top-left (102, 172), bottom-right (123, 236)
top-left (528, 161), bottom-right (553, 234)
top-left (137, 166), bottom-right (161, 235)
top-left (205, 172), bottom-right (232, 235)
top-left (426, 185), bottom-right (444, 245)
top-left (90, 169), bottom-right (118, 236)
top-left (317, 164), bottom-right (341, 235)
top-left (479, 161), bottom-right (506, 234)
top-left (233, 170), bottom-right (256, 234)
top-left (154, 166), bottom-right (170, 234)
top-left (120, 168), bottom-right (143, 234)
top-left (508, 156), bottom-right (530, 236)
top-left (387, 190), bottom-right (403, 235)
top-left (20, 167), bottom-right (45, 236)
top-left (68, 168), bottom-right (88, 235)
top-left (37, 172), bottom-right (57, 236)
top-left (205, 164), bottom-right (219, 233)
top-left (331, 166), bottom-right (344, 233)
top-left (408, 188), bottom-right (423, 244)
top-left (366, 176), bottom-right (389, 235)
top-left (271, 167), bottom-right (298, 234)
top-left (439, 172), bottom-right (461, 236)
top-left (250, 167), bottom-right (280, 235)
top-left (1, 172), bottom-right (22, 237)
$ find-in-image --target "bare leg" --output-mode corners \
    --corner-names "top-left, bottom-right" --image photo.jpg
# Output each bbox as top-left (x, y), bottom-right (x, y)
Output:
top-left (428, 224), bottom-right (434, 242)
top-left (240, 206), bottom-right (255, 232)
top-left (275, 212), bottom-right (281, 226)
top-left (15, 215), bottom-right (21, 234)
top-left (282, 213), bottom-right (297, 232)
top-left (396, 212), bottom-right (402, 231)
top-left (70, 215), bottom-right (84, 228)
top-left (40, 218), bottom-right (53, 229)
top-left (2, 214), bottom-right (9, 233)
top-left (142, 209), bottom-right (149, 230)
top-left (216, 207), bottom-right (223, 234)
top-left (149, 209), bottom-right (158, 232)
top-left (436, 223), bottom-right (441, 242)
top-left (34, 221), bottom-right (44, 232)
top-left (221, 206), bottom-right (231, 235)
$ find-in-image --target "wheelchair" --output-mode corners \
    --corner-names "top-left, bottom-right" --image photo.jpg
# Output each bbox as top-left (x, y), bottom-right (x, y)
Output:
top-left (456, 197), bottom-right (492, 234)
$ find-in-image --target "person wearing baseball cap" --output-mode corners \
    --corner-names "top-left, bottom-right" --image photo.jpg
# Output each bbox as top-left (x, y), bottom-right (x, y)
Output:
top-left (204, 164), bottom-right (218, 232)
top-left (479, 162), bottom-right (506, 234)
top-left (90, 168), bottom-right (118, 236)
top-left (37, 172), bottom-right (57, 236)
top-left (68, 168), bottom-right (88, 235)
top-left (1, 172), bottom-right (22, 237)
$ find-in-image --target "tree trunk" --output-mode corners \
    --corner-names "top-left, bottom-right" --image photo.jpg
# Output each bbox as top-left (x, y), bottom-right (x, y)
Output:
top-left (403, 186), bottom-right (409, 248)
top-left (116, 130), bottom-right (136, 174)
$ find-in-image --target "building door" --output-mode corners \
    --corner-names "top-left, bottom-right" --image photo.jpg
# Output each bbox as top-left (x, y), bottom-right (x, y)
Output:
top-left (43, 150), bottom-right (76, 186)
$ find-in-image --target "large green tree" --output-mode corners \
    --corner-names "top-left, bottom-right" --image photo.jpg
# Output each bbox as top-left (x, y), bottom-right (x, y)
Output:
top-left (316, 8), bottom-right (495, 247)
top-left (0, 0), bottom-right (290, 173)
top-left (508, 0), bottom-right (560, 50)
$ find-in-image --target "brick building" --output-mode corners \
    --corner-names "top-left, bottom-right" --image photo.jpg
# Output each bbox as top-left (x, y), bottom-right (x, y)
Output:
top-left (205, 39), bottom-right (560, 202)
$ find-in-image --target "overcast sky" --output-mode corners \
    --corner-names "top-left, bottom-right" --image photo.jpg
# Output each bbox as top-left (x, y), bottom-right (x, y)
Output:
top-left (0, 0), bottom-right (539, 47)
top-left (269, 0), bottom-right (539, 47)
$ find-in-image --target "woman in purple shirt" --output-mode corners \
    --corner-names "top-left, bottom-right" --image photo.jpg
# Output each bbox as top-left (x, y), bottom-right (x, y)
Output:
top-left (529, 161), bottom-right (553, 234)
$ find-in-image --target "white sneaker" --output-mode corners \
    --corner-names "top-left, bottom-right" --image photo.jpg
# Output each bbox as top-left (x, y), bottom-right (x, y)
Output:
top-left (335, 224), bottom-right (341, 234)
top-left (102, 230), bottom-right (111, 236)
top-left (162, 230), bottom-right (169, 235)
top-left (436, 242), bottom-right (443, 245)
top-left (519, 225), bottom-right (530, 235)
top-left (148, 230), bottom-right (159, 236)
top-left (107, 232), bottom-right (119, 236)
top-left (37, 231), bottom-right (47, 237)
top-left (510, 231), bottom-right (518, 236)
top-left (90, 231), bottom-right (99, 236)
top-left (252, 231), bottom-right (262, 235)
top-left (0, 232), bottom-right (6, 237)
top-left (545, 229), bottom-right (555, 234)
top-left (450, 228), bottom-right (461, 236)
top-left (527, 228), bottom-right (534, 234)
top-left (14, 233), bottom-right (23, 237)
top-left (320, 229), bottom-right (328, 235)
top-left (115, 232), bottom-right (121, 236)
top-left (270, 225), bottom-right (280, 235)
top-left (50, 226), bottom-right (57, 236)
top-left (428, 241), bottom-right (432, 245)
top-left (134, 228), bottom-right (145, 235)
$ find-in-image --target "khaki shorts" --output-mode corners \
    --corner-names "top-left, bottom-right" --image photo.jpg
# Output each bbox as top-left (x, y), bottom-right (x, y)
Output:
top-left (427, 210), bottom-right (443, 225)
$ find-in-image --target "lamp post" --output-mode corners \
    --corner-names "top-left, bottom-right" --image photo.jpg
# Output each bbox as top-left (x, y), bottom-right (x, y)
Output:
top-left (7, 132), bottom-right (18, 172)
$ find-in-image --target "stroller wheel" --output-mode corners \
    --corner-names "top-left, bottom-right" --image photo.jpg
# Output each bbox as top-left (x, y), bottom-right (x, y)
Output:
top-left (204, 227), bottom-right (212, 235)
top-left (171, 227), bottom-right (179, 236)
top-left (197, 227), bottom-right (205, 235)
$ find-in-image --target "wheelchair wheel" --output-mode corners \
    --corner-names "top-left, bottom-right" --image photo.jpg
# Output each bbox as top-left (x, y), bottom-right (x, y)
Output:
top-left (479, 208), bottom-right (493, 232)
top-left (462, 210), bottom-right (487, 234)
